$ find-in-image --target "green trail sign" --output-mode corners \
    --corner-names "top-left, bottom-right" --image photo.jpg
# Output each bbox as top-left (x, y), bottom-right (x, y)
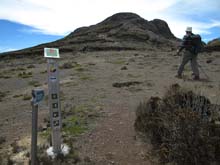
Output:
top-left (44, 48), bottom-right (60, 58)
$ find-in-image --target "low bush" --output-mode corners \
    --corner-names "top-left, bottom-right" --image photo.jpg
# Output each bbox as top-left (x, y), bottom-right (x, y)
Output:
top-left (18, 72), bottom-right (32, 78)
top-left (135, 84), bottom-right (220, 165)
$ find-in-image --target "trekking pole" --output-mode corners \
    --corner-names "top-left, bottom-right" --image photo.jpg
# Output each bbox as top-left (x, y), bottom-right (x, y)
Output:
top-left (174, 51), bottom-right (181, 64)
top-left (198, 64), bottom-right (209, 80)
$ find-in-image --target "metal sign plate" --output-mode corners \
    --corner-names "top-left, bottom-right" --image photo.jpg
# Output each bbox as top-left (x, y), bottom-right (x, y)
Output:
top-left (32, 89), bottom-right (44, 104)
top-left (44, 48), bottom-right (60, 58)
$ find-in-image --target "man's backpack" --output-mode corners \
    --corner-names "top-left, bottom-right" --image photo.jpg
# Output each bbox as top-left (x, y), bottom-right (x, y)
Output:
top-left (191, 34), bottom-right (203, 54)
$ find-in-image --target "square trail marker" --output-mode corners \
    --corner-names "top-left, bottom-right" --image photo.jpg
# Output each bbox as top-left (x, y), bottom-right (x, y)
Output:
top-left (44, 48), bottom-right (60, 58)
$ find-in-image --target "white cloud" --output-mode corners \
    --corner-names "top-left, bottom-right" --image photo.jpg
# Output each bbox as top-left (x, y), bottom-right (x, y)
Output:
top-left (149, 0), bottom-right (220, 39)
top-left (0, 46), bottom-right (17, 53)
top-left (0, 0), bottom-right (179, 35)
top-left (0, 0), bottom-right (219, 39)
top-left (164, 18), bottom-right (220, 38)
top-left (175, 0), bottom-right (220, 14)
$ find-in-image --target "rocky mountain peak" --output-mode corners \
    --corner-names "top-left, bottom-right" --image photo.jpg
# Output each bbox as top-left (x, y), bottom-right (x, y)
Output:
top-left (69, 12), bottom-right (176, 41)
top-left (149, 19), bottom-right (175, 39)
top-left (101, 12), bottom-right (141, 23)
top-left (0, 12), bottom-right (178, 57)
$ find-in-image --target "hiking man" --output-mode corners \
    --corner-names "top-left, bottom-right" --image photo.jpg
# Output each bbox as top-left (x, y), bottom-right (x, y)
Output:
top-left (176, 27), bottom-right (200, 80)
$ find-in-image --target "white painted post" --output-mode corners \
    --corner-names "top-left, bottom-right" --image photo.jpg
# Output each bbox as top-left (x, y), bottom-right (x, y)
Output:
top-left (44, 48), bottom-right (62, 154)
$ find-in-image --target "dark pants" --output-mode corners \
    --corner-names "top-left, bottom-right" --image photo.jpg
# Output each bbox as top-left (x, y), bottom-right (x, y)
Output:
top-left (177, 50), bottom-right (199, 77)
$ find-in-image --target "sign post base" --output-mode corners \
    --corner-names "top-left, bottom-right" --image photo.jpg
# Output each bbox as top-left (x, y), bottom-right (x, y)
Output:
top-left (46, 144), bottom-right (70, 159)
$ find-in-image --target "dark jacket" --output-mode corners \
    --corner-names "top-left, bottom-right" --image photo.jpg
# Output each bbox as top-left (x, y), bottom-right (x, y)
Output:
top-left (179, 33), bottom-right (196, 54)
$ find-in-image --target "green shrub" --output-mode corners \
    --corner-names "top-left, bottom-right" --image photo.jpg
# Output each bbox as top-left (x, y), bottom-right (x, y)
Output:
top-left (0, 74), bottom-right (11, 79)
top-left (17, 67), bottom-right (26, 71)
top-left (23, 94), bottom-right (32, 100)
top-left (13, 94), bottom-right (23, 98)
top-left (60, 62), bottom-right (74, 69)
top-left (27, 64), bottom-right (35, 68)
top-left (0, 91), bottom-right (8, 101)
top-left (62, 105), bottom-right (91, 136)
top-left (28, 80), bottom-right (41, 87)
top-left (0, 71), bottom-right (11, 79)
top-left (40, 70), bottom-right (47, 74)
top-left (75, 66), bottom-right (85, 72)
top-left (63, 116), bottom-right (87, 135)
top-left (18, 72), bottom-right (32, 78)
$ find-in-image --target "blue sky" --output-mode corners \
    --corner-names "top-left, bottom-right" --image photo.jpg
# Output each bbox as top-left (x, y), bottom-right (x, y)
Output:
top-left (0, 0), bottom-right (219, 53)
top-left (0, 20), bottom-right (62, 52)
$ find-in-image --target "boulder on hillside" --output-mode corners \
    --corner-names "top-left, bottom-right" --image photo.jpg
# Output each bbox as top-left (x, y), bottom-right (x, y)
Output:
top-left (204, 38), bottom-right (220, 52)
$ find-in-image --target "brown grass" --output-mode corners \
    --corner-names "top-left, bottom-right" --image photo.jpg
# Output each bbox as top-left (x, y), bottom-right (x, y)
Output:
top-left (135, 84), bottom-right (220, 165)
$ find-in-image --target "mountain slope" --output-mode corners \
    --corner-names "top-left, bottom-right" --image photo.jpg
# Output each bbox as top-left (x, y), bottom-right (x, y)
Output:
top-left (0, 12), bottom-right (177, 57)
top-left (205, 38), bottom-right (220, 52)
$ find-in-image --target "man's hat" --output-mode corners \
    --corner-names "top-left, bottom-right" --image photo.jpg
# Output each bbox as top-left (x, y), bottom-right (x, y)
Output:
top-left (186, 27), bottom-right (192, 32)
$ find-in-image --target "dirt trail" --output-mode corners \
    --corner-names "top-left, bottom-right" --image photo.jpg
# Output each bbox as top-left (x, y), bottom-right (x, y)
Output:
top-left (72, 51), bottom-right (220, 165)
top-left (0, 50), bottom-right (219, 164)
top-left (77, 102), bottom-right (156, 165)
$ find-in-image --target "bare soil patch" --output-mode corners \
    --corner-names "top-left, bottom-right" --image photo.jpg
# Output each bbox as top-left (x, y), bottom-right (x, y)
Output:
top-left (0, 50), bottom-right (220, 164)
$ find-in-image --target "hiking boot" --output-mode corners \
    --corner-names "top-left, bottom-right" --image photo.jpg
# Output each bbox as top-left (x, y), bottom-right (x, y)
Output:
top-left (193, 75), bottom-right (200, 80)
top-left (175, 74), bottom-right (182, 79)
